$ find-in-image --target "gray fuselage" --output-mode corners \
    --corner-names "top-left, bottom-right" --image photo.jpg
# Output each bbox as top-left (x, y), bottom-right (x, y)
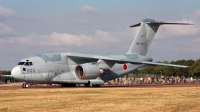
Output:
top-left (12, 52), bottom-right (152, 84)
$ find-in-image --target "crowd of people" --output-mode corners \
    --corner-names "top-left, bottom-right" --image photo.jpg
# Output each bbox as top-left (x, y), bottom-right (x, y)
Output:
top-left (105, 75), bottom-right (200, 85)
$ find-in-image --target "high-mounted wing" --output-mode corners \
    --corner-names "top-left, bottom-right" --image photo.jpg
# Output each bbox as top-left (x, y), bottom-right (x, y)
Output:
top-left (67, 53), bottom-right (188, 68)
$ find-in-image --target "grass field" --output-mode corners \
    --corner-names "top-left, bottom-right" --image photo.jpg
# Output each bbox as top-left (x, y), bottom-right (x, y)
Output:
top-left (0, 86), bottom-right (200, 112)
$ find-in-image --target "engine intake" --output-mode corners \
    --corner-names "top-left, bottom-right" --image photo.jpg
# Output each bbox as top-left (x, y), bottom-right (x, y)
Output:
top-left (75, 64), bottom-right (103, 79)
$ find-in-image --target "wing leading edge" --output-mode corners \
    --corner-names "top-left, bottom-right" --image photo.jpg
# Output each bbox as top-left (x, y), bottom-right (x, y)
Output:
top-left (67, 53), bottom-right (189, 68)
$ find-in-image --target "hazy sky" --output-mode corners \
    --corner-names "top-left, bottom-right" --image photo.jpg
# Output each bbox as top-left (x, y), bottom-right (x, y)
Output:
top-left (0, 0), bottom-right (200, 70)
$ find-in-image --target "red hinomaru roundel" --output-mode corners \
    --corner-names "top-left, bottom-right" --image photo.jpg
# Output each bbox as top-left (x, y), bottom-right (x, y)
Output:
top-left (123, 64), bottom-right (128, 70)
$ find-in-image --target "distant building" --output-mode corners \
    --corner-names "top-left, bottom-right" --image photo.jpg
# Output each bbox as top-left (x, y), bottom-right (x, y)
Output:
top-left (0, 72), bottom-right (19, 83)
top-left (0, 71), bottom-right (3, 83)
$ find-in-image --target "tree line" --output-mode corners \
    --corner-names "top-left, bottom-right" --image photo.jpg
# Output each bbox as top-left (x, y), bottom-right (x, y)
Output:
top-left (134, 59), bottom-right (200, 78)
top-left (0, 70), bottom-right (11, 75)
top-left (1, 59), bottom-right (200, 77)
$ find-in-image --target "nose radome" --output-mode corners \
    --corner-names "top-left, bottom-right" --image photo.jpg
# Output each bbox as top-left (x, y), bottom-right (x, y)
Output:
top-left (11, 66), bottom-right (21, 79)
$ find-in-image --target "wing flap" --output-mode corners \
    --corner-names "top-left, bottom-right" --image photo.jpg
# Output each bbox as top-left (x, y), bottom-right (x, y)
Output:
top-left (140, 61), bottom-right (188, 68)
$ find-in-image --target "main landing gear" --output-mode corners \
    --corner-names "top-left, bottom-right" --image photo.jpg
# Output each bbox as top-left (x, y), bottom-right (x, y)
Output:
top-left (85, 82), bottom-right (101, 87)
top-left (61, 83), bottom-right (76, 87)
top-left (91, 84), bottom-right (101, 87)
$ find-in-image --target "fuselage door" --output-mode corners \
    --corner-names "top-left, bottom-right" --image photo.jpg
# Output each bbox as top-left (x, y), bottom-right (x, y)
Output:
top-left (47, 71), bottom-right (54, 81)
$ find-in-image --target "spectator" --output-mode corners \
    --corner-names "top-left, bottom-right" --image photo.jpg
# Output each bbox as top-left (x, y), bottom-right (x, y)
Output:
top-left (145, 77), bottom-right (148, 84)
top-left (156, 78), bottom-right (159, 84)
top-left (164, 77), bottom-right (167, 83)
top-left (148, 77), bottom-right (151, 84)
top-left (108, 80), bottom-right (111, 85)
top-left (116, 78), bottom-right (119, 85)
top-left (142, 77), bottom-right (144, 84)
top-left (181, 75), bottom-right (185, 83)
top-left (119, 77), bottom-right (123, 85)
top-left (140, 77), bottom-right (143, 84)
top-left (130, 77), bottom-right (135, 85)
top-left (190, 77), bottom-right (193, 83)
top-left (161, 75), bottom-right (165, 79)
top-left (124, 75), bottom-right (129, 85)
top-left (113, 78), bottom-right (116, 85)
top-left (171, 76), bottom-right (174, 84)
top-left (152, 75), bottom-right (155, 84)
top-left (184, 77), bottom-right (186, 83)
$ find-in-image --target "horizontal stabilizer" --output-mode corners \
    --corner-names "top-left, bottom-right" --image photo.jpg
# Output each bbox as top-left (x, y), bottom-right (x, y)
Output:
top-left (130, 19), bottom-right (193, 27)
top-left (150, 22), bottom-right (193, 25)
top-left (130, 23), bottom-right (141, 27)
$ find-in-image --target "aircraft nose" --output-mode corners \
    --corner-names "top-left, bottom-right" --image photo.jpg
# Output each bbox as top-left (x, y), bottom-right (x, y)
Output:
top-left (11, 66), bottom-right (21, 79)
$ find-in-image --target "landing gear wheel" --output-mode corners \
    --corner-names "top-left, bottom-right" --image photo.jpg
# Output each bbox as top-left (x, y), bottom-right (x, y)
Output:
top-left (61, 84), bottom-right (76, 87)
top-left (85, 84), bottom-right (90, 87)
top-left (92, 84), bottom-right (101, 87)
top-left (85, 81), bottom-right (91, 87)
top-left (22, 83), bottom-right (29, 88)
top-left (22, 83), bottom-right (25, 88)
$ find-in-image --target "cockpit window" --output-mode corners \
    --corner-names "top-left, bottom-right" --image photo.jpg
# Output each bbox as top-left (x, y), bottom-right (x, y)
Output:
top-left (18, 62), bottom-right (33, 66)
top-left (18, 62), bottom-right (25, 65)
top-left (25, 62), bottom-right (29, 66)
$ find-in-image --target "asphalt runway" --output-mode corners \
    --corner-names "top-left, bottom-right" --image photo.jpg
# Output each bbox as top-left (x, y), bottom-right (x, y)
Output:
top-left (0, 83), bottom-right (199, 90)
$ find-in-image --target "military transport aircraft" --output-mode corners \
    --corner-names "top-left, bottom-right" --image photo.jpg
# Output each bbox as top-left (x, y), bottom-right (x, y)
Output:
top-left (11, 19), bottom-right (191, 88)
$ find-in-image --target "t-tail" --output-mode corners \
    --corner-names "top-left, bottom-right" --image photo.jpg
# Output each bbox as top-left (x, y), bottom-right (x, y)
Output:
top-left (126, 19), bottom-right (192, 56)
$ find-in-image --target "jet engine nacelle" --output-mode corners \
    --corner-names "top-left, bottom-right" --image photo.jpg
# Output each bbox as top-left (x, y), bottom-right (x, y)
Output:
top-left (75, 64), bottom-right (103, 79)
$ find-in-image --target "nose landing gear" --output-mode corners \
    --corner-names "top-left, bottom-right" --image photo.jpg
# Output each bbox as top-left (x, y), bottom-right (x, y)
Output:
top-left (22, 82), bottom-right (29, 88)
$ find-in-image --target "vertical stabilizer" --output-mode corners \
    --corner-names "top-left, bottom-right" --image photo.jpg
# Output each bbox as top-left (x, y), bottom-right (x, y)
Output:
top-left (126, 19), bottom-right (192, 56)
top-left (126, 19), bottom-right (160, 56)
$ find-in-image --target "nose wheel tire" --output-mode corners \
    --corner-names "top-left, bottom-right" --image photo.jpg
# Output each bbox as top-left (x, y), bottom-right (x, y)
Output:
top-left (22, 83), bottom-right (29, 88)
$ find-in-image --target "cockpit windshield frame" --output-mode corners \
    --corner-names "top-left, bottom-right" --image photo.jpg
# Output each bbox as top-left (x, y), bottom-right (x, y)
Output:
top-left (18, 62), bottom-right (33, 66)
top-left (18, 62), bottom-right (25, 65)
